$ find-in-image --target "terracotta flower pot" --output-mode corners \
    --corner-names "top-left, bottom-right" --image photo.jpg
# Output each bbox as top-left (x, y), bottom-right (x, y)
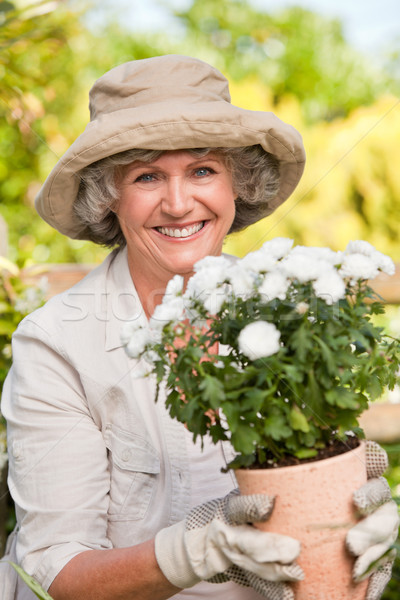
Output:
top-left (235, 442), bottom-right (369, 600)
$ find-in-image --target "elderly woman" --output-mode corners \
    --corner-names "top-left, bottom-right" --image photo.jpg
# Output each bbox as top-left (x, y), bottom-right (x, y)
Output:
top-left (1, 55), bottom-right (397, 600)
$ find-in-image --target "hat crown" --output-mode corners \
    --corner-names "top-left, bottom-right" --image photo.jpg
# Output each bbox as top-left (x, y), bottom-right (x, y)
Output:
top-left (36, 54), bottom-right (305, 240)
top-left (89, 54), bottom-right (231, 120)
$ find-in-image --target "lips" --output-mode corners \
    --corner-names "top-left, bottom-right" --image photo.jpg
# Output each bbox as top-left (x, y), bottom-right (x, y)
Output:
top-left (156, 221), bottom-right (205, 238)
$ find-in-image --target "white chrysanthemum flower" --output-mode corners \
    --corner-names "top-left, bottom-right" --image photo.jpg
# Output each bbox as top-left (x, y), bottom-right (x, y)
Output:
top-left (260, 238), bottom-right (294, 259)
top-left (185, 260), bottom-right (228, 299)
top-left (239, 249), bottom-right (277, 274)
top-left (290, 245), bottom-right (342, 265)
top-left (313, 269), bottom-right (346, 305)
top-left (120, 319), bottom-right (143, 346)
top-left (280, 253), bottom-right (328, 283)
top-left (124, 327), bottom-right (153, 359)
top-left (345, 240), bottom-right (376, 256)
top-left (238, 321), bottom-right (281, 360)
top-left (377, 255), bottom-right (396, 276)
top-left (185, 271), bottom-right (210, 299)
top-left (202, 287), bottom-right (228, 314)
top-left (258, 270), bottom-right (290, 301)
top-left (344, 241), bottom-right (395, 276)
top-left (227, 263), bottom-right (256, 297)
top-left (339, 253), bottom-right (379, 282)
top-left (194, 254), bottom-right (232, 272)
top-left (164, 274), bottom-right (184, 298)
top-left (149, 297), bottom-right (185, 330)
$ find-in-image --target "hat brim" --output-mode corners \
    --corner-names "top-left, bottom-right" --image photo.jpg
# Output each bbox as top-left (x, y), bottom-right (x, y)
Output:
top-left (35, 100), bottom-right (305, 239)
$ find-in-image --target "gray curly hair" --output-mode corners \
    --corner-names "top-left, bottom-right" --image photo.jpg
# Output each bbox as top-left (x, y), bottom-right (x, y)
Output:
top-left (74, 146), bottom-right (280, 248)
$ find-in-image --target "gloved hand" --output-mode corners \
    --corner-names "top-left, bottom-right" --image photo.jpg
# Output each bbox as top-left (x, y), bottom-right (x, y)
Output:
top-left (347, 441), bottom-right (400, 600)
top-left (155, 490), bottom-right (303, 599)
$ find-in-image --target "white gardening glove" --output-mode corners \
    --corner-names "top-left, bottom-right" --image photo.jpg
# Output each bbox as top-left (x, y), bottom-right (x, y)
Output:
top-left (347, 441), bottom-right (399, 600)
top-left (155, 490), bottom-right (303, 599)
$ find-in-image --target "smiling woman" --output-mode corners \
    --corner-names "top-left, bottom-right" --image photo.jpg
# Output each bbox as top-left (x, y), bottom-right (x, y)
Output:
top-left (2, 52), bottom-right (396, 600)
top-left (0, 54), bottom-right (328, 600)
top-left (116, 150), bottom-right (236, 309)
top-left (75, 146), bottom-right (279, 316)
top-left (74, 146), bottom-right (281, 248)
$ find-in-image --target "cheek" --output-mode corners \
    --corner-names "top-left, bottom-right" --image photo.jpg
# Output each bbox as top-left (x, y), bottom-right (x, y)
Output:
top-left (115, 204), bottom-right (140, 239)
top-left (116, 195), bottom-right (151, 225)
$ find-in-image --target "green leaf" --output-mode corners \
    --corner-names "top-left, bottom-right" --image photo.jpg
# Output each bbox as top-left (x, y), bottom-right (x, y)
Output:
top-left (290, 323), bottom-right (313, 362)
top-left (282, 364), bottom-right (304, 383)
top-left (314, 337), bottom-right (337, 376)
top-left (199, 375), bottom-right (225, 409)
top-left (294, 448), bottom-right (318, 459)
top-left (303, 369), bottom-right (324, 421)
top-left (153, 359), bottom-right (166, 382)
top-left (263, 412), bottom-right (292, 440)
top-left (366, 375), bottom-right (383, 401)
top-left (325, 388), bottom-right (360, 410)
top-left (231, 425), bottom-right (260, 455)
top-left (240, 388), bottom-right (267, 412)
top-left (222, 401), bottom-right (241, 431)
top-left (8, 562), bottom-right (54, 600)
top-left (289, 407), bottom-right (310, 432)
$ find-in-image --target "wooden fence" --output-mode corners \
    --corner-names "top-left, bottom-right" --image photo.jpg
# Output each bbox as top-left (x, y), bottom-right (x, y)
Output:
top-left (20, 260), bottom-right (400, 303)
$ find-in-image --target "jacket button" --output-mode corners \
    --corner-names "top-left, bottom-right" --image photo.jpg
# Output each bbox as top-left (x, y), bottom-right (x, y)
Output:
top-left (121, 448), bottom-right (132, 462)
top-left (12, 443), bottom-right (23, 459)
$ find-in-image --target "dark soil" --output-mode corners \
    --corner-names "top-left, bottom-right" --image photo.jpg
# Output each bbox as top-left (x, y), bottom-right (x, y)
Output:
top-left (249, 436), bottom-right (360, 469)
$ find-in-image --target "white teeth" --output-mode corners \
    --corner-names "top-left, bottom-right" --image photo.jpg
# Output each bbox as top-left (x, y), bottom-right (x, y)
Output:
top-left (157, 222), bottom-right (204, 238)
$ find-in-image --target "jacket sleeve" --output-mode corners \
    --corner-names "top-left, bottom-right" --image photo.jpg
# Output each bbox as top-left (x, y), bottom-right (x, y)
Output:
top-left (2, 316), bottom-right (112, 591)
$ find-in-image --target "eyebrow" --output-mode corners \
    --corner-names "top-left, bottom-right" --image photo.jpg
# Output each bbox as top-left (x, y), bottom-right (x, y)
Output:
top-left (124, 155), bottom-right (223, 175)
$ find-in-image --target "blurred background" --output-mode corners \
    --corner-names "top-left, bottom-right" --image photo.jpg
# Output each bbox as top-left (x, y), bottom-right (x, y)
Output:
top-left (1, 0), bottom-right (400, 266)
top-left (1, 1), bottom-right (400, 594)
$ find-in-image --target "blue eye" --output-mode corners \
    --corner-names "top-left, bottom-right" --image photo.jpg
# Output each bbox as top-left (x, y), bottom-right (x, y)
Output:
top-left (136, 173), bottom-right (155, 182)
top-left (195, 167), bottom-right (213, 177)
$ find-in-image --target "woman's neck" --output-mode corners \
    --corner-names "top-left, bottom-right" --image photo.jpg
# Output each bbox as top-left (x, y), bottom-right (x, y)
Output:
top-left (126, 255), bottom-right (192, 319)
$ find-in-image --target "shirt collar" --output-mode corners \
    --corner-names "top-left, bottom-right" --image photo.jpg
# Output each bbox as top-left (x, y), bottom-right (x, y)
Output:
top-left (104, 247), bottom-right (148, 351)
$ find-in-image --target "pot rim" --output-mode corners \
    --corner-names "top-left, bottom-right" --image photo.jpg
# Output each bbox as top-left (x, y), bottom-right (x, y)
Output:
top-left (236, 439), bottom-right (366, 475)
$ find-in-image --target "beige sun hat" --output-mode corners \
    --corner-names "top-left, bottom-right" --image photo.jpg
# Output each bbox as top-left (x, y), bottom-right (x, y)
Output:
top-left (35, 54), bottom-right (306, 240)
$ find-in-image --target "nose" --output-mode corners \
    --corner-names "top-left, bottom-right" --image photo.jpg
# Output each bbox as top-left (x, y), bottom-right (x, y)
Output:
top-left (161, 177), bottom-right (194, 217)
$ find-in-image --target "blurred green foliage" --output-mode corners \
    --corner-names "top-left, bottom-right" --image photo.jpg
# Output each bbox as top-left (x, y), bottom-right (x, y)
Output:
top-left (0, 257), bottom-right (45, 397)
top-left (0, 256), bottom-right (46, 551)
top-left (174, 0), bottom-right (395, 122)
top-left (1, 0), bottom-right (400, 266)
top-left (0, 1), bottom-right (105, 264)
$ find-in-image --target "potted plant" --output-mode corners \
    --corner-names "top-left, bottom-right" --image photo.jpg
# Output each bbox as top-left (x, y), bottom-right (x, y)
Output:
top-left (122, 238), bottom-right (400, 599)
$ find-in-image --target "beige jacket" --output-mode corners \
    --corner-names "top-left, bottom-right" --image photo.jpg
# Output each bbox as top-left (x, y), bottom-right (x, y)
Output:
top-left (1, 248), bottom-right (250, 599)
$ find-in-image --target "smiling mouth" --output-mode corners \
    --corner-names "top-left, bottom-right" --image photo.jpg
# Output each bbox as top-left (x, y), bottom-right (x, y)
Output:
top-left (156, 222), bottom-right (205, 238)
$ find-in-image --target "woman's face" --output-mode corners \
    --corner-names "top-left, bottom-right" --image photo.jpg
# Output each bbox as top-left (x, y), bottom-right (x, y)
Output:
top-left (116, 150), bottom-right (236, 288)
